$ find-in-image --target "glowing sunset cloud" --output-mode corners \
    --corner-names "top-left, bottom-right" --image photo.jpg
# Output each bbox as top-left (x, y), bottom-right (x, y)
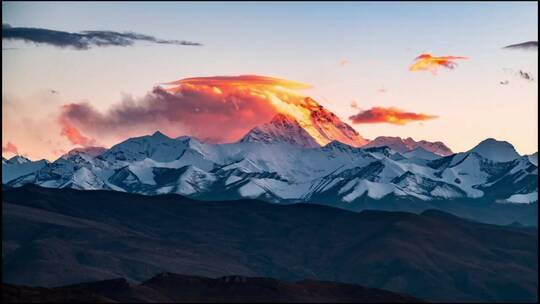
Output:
top-left (2, 3), bottom-right (537, 160)
top-left (163, 75), bottom-right (312, 93)
top-left (160, 75), bottom-right (365, 146)
top-left (349, 107), bottom-right (438, 125)
top-left (409, 54), bottom-right (468, 74)
top-left (59, 114), bottom-right (96, 147)
top-left (58, 75), bottom-right (367, 148)
top-left (2, 142), bottom-right (19, 155)
top-left (162, 75), bottom-right (316, 129)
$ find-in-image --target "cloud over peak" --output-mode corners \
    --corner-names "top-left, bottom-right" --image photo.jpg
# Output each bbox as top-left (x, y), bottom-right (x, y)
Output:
top-left (58, 76), bottom-right (298, 145)
top-left (2, 24), bottom-right (202, 50)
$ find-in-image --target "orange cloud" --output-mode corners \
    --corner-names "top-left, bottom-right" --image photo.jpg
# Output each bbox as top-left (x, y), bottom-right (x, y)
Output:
top-left (349, 107), bottom-right (438, 125)
top-left (59, 115), bottom-right (96, 147)
top-left (2, 142), bottom-right (19, 155)
top-left (59, 75), bottom-right (317, 145)
top-left (163, 75), bottom-right (312, 93)
top-left (58, 75), bottom-right (368, 147)
top-left (409, 54), bottom-right (468, 74)
top-left (340, 59), bottom-right (349, 67)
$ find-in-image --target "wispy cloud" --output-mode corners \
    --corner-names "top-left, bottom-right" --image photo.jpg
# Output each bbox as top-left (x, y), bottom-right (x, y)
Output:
top-left (503, 41), bottom-right (538, 51)
top-left (2, 24), bottom-right (202, 50)
top-left (518, 70), bottom-right (534, 81)
top-left (59, 118), bottom-right (97, 147)
top-left (409, 53), bottom-right (468, 74)
top-left (503, 68), bottom-right (536, 82)
top-left (349, 107), bottom-right (438, 125)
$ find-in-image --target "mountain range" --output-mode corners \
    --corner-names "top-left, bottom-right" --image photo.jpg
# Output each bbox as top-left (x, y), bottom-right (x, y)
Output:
top-left (2, 185), bottom-right (537, 302)
top-left (2, 113), bottom-right (537, 226)
top-left (3, 272), bottom-right (423, 303)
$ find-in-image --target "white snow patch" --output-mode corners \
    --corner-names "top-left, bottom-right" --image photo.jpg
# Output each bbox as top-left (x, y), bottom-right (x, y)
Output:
top-left (238, 182), bottom-right (266, 198)
top-left (342, 180), bottom-right (394, 202)
top-left (505, 192), bottom-right (538, 204)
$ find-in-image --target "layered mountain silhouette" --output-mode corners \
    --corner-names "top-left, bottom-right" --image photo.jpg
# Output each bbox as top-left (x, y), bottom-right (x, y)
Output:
top-left (3, 272), bottom-right (423, 303)
top-left (2, 185), bottom-right (537, 302)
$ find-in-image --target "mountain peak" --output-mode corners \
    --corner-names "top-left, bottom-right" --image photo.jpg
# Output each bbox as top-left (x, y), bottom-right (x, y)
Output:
top-left (322, 140), bottom-right (363, 153)
top-left (240, 114), bottom-right (320, 148)
top-left (469, 138), bottom-right (520, 162)
top-left (363, 136), bottom-right (452, 156)
top-left (308, 106), bottom-right (369, 147)
top-left (404, 147), bottom-right (439, 160)
top-left (270, 113), bottom-right (296, 124)
top-left (7, 155), bottom-right (31, 164)
top-left (151, 130), bottom-right (170, 139)
top-left (66, 146), bottom-right (107, 158)
top-left (268, 113), bottom-right (302, 127)
top-left (99, 131), bottom-right (186, 163)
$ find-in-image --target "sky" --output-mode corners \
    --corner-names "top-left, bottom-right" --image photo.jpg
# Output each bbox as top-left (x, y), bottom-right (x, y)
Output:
top-left (2, 1), bottom-right (538, 160)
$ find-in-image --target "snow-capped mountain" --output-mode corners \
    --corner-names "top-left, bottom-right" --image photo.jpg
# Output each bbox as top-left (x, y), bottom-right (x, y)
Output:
top-left (304, 98), bottom-right (369, 147)
top-left (403, 147), bottom-right (440, 161)
top-left (4, 126), bottom-right (537, 205)
top-left (66, 146), bottom-right (108, 158)
top-left (242, 107), bottom-right (368, 148)
top-left (2, 156), bottom-right (49, 184)
top-left (363, 136), bottom-right (453, 156)
top-left (240, 114), bottom-right (320, 147)
top-left (468, 138), bottom-right (520, 162)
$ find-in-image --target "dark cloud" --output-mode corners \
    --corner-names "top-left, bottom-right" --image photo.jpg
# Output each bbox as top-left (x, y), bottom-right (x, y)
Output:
top-left (2, 24), bottom-right (202, 50)
top-left (502, 68), bottom-right (535, 83)
top-left (519, 70), bottom-right (534, 81)
top-left (502, 41), bottom-right (538, 51)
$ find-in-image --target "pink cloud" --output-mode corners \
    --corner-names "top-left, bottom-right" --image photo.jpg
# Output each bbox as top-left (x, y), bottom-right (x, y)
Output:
top-left (2, 141), bottom-right (19, 155)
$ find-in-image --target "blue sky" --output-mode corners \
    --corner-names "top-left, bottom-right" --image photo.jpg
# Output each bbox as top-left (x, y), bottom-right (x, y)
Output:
top-left (2, 1), bottom-right (538, 159)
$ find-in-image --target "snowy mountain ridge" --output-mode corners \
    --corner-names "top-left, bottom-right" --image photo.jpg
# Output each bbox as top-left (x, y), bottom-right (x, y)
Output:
top-left (3, 120), bottom-right (537, 205)
top-left (363, 136), bottom-right (453, 156)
